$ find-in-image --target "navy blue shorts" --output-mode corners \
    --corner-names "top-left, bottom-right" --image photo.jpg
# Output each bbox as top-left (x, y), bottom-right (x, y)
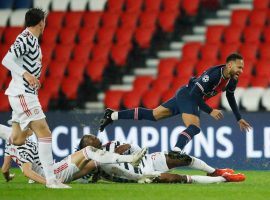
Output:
top-left (161, 86), bottom-right (200, 117)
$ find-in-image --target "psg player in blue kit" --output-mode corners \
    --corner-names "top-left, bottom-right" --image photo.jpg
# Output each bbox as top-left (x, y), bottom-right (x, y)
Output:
top-left (99, 53), bottom-right (252, 153)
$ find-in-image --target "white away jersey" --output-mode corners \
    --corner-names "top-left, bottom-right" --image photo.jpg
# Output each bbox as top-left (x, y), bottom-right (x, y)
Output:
top-left (3, 28), bottom-right (42, 96)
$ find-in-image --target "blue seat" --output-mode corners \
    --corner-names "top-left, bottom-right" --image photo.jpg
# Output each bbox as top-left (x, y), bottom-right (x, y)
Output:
top-left (14, 0), bottom-right (32, 9)
top-left (0, 0), bottom-right (14, 8)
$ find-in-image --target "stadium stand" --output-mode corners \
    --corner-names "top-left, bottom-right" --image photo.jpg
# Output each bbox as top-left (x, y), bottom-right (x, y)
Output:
top-left (0, 0), bottom-right (269, 113)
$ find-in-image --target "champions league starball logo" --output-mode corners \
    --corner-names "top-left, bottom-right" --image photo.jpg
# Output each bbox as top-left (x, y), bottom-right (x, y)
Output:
top-left (202, 75), bottom-right (209, 82)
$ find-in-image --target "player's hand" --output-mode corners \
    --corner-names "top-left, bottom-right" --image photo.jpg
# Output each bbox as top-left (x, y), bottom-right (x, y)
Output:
top-left (238, 119), bottom-right (252, 132)
top-left (23, 71), bottom-right (40, 89)
top-left (5, 173), bottom-right (15, 182)
top-left (210, 109), bottom-right (224, 120)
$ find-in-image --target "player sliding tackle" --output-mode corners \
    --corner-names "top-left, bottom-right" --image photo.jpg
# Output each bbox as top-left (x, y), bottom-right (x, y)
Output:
top-left (0, 124), bottom-right (147, 187)
top-left (77, 137), bottom-right (246, 184)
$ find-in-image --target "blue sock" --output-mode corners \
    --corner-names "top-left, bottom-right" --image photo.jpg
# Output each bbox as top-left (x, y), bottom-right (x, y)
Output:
top-left (174, 125), bottom-right (200, 150)
top-left (118, 107), bottom-right (156, 121)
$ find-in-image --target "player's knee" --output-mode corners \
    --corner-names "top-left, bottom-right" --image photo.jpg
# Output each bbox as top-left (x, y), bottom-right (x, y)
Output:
top-left (11, 137), bottom-right (25, 146)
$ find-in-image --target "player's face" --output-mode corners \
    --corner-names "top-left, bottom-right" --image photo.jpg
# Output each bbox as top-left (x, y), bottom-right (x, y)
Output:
top-left (87, 136), bottom-right (102, 149)
top-left (229, 59), bottom-right (244, 79)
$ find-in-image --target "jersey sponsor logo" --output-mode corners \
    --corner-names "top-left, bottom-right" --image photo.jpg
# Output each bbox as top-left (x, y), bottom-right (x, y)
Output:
top-left (202, 75), bottom-right (209, 82)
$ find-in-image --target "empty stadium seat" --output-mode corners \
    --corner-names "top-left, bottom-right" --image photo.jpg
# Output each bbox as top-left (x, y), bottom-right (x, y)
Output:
top-left (46, 11), bottom-right (65, 29)
top-left (158, 11), bottom-right (179, 32)
top-left (182, 0), bottom-right (200, 17)
top-left (205, 25), bottom-right (225, 44)
top-left (125, 0), bottom-right (143, 13)
top-left (161, 89), bottom-right (175, 102)
top-left (41, 28), bottom-right (59, 45)
top-left (104, 90), bottom-right (125, 110)
top-left (91, 44), bottom-right (111, 62)
top-left (134, 26), bottom-right (155, 49)
top-left (238, 43), bottom-right (258, 61)
top-left (195, 59), bottom-right (217, 75)
top-left (82, 11), bottom-right (102, 29)
top-left (241, 87), bottom-right (264, 111)
top-left (115, 27), bottom-right (134, 45)
top-left (66, 60), bottom-right (86, 82)
top-left (101, 12), bottom-right (120, 28)
top-left (171, 76), bottom-right (190, 91)
top-left (77, 27), bottom-right (96, 45)
top-left (64, 12), bottom-right (83, 29)
top-left (223, 26), bottom-right (243, 44)
top-left (61, 77), bottom-right (81, 100)
top-left (122, 90), bottom-right (142, 109)
top-left (254, 60), bottom-right (270, 78)
top-left (120, 12), bottom-right (139, 29)
top-left (111, 43), bottom-right (132, 66)
top-left (230, 9), bottom-right (250, 28)
top-left (85, 60), bottom-right (107, 82)
top-left (242, 26), bottom-right (262, 44)
top-left (253, 0), bottom-right (269, 10)
top-left (38, 89), bottom-right (51, 112)
top-left (219, 43), bottom-right (240, 62)
top-left (144, 0), bottom-right (162, 12)
top-left (0, 90), bottom-right (10, 111)
top-left (96, 27), bottom-right (116, 45)
top-left (54, 44), bottom-right (74, 62)
top-left (151, 76), bottom-right (173, 94)
top-left (176, 59), bottom-right (196, 77)
top-left (248, 10), bottom-right (267, 27)
top-left (206, 93), bottom-right (221, 109)
top-left (58, 28), bottom-right (77, 45)
top-left (162, 0), bottom-right (181, 11)
top-left (133, 76), bottom-right (154, 94)
top-left (141, 89), bottom-right (161, 109)
top-left (259, 43), bottom-right (270, 59)
top-left (181, 42), bottom-right (202, 60)
top-left (200, 44), bottom-right (220, 60)
top-left (72, 44), bottom-right (92, 63)
top-left (106, 0), bottom-right (125, 13)
top-left (3, 27), bottom-right (22, 45)
top-left (157, 58), bottom-right (178, 77)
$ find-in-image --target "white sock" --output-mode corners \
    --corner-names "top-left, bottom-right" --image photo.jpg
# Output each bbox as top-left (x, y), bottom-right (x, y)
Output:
top-left (189, 156), bottom-right (215, 173)
top-left (111, 112), bottom-right (118, 120)
top-left (0, 124), bottom-right (12, 141)
top-left (83, 146), bottom-right (134, 164)
top-left (38, 137), bottom-right (56, 182)
top-left (190, 175), bottom-right (226, 184)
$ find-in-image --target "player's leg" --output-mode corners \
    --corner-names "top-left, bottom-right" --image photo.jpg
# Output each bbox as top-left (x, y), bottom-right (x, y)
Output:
top-left (99, 97), bottom-right (178, 131)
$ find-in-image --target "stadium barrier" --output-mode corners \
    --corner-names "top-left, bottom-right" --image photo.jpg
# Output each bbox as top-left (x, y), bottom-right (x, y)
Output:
top-left (0, 111), bottom-right (269, 170)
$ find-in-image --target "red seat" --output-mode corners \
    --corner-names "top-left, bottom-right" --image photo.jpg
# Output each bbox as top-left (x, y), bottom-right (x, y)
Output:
top-left (262, 27), bottom-right (270, 43)
top-left (46, 12), bottom-right (65, 29)
top-left (242, 26), bottom-right (262, 44)
top-left (41, 28), bottom-right (59, 45)
top-left (248, 10), bottom-right (267, 27)
top-left (54, 44), bottom-right (73, 62)
top-left (66, 60), bottom-right (86, 82)
top-left (206, 93), bottom-right (221, 109)
top-left (64, 12), bottom-right (83, 29)
top-left (133, 76), bottom-right (154, 94)
top-left (85, 60), bottom-right (107, 82)
top-left (101, 12), bottom-right (120, 28)
top-left (42, 77), bottom-right (62, 99)
top-left (253, 0), bottom-right (270, 10)
top-left (158, 11), bottom-right (179, 33)
top-left (91, 44), bottom-right (111, 62)
top-left (0, 66), bottom-right (8, 88)
top-left (182, 0), bottom-right (200, 16)
top-left (157, 58), bottom-right (178, 77)
top-left (96, 27), bottom-right (116, 45)
top-left (58, 28), bottom-right (77, 45)
top-left (223, 26), bottom-right (243, 44)
top-left (163, 0), bottom-right (181, 11)
top-left (111, 43), bottom-right (132, 66)
top-left (205, 25), bottom-right (225, 44)
top-left (104, 90), bottom-right (125, 110)
top-left (120, 12), bottom-right (139, 29)
top-left (181, 42), bottom-right (202, 60)
top-left (171, 76), bottom-right (190, 91)
top-left (195, 59), bottom-right (217, 76)
top-left (240, 59), bottom-right (254, 78)
top-left (0, 44), bottom-right (10, 61)
top-left (200, 44), bottom-right (220, 60)
top-left (107, 0), bottom-right (125, 13)
top-left (134, 26), bottom-right (155, 49)
top-left (138, 12), bottom-right (158, 29)
top-left (41, 43), bottom-right (55, 62)
top-left (125, 0), bottom-right (143, 13)
top-left (72, 44), bottom-right (92, 63)
top-left (230, 10), bottom-right (250, 28)
top-left (122, 90), bottom-right (142, 109)
top-left (250, 75), bottom-right (269, 87)
top-left (161, 89), bottom-right (175, 102)
top-left (78, 27), bottom-right (96, 45)
top-left (237, 76), bottom-right (250, 87)
top-left (0, 27), bottom-right (5, 41)
top-left (238, 44), bottom-right (258, 60)
top-left (115, 27), bottom-right (134, 45)
top-left (82, 11), bottom-right (102, 29)
top-left (151, 77), bottom-right (172, 94)
top-left (38, 89), bottom-right (51, 112)
top-left (0, 90), bottom-right (10, 111)
top-left (3, 27), bottom-right (22, 45)
top-left (142, 89), bottom-right (161, 109)
top-left (259, 43), bottom-right (270, 59)
top-left (61, 77), bottom-right (81, 100)
top-left (47, 60), bottom-right (67, 80)
top-left (176, 59), bottom-right (196, 77)
top-left (219, 43), bottom-right (240, 62)
top-left (144, 0), bottom-right (162, 12)
top-left (255, 60), bottom-right (270, 78)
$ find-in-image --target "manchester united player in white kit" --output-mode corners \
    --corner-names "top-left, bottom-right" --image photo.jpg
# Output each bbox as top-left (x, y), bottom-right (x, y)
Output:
top-left (1, 8), bottom-right (68, 188)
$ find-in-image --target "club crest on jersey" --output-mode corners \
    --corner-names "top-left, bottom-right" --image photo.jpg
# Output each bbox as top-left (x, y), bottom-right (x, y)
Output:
top-left (202, 75), bottom-right (209, 82)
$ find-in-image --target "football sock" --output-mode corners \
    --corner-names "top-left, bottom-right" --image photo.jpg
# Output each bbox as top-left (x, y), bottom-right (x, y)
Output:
top-left (38, 137), bottom-right (56, 182)
top-left (0, 124), bottom-right (12, 141)
top-left (83, 146), bottom-right (135, 164)
top-left (189, 175), bottom-right (226, 184)
top-left (189, 156), bottom-right (215, 173)
top-left (174, 125), bottom-right (200, 149)
top-left (117, 108), bottom-right (156, 121)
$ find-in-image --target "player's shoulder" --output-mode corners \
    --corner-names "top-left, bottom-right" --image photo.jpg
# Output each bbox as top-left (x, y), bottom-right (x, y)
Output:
top-left (16, 29), bottom-right (36, 44)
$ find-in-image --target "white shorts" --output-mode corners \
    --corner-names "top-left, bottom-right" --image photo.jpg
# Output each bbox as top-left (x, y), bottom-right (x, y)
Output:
top-left (141, 152), bottom-right (169, 174)
top-left (54, 156), bottom-right (80, 183)
top-left (8, 94), bottom-right (46, 130)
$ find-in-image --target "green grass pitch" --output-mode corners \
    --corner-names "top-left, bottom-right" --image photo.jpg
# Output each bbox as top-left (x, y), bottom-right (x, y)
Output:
top-left (0, 169), bottom-right (269, 200)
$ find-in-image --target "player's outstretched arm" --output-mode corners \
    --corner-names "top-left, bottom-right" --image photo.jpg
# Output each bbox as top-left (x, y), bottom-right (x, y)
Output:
top-left (2, 156), bottom-right (15, 182)
top-left (21, 163), bottom-right (46, 184)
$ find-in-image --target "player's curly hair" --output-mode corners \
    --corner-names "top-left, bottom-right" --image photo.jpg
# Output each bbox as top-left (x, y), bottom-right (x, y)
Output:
top-left (226, 52), bottom-right (243, 63)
